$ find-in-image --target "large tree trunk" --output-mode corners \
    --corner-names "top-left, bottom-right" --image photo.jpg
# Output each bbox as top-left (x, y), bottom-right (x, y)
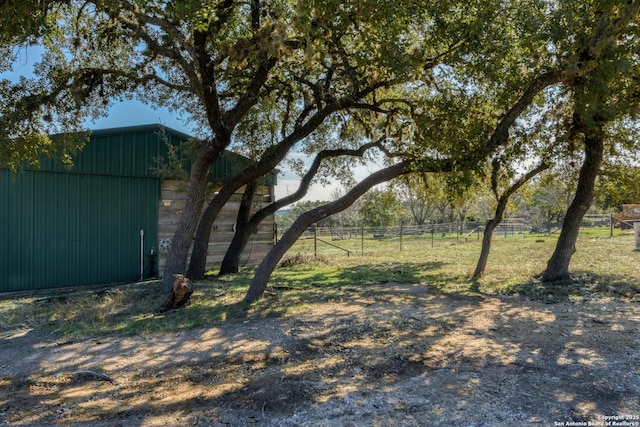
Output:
top-left (162, 150), bottom-right (218, 292)
top-left (473, 218), bottom-right (502, 279)
top-left (186, 152), bottom-right (288, 281)
top-left (187, 114), bottom-right (338, 279)
top-left (542, 118), bottom-right (604, 282)
top-left (218, 225), bottom-right (253, 275)
top-left (473, 162), bottom-right (548, 278)
top-left (186, 184), bottom-right (238, 280)
top-left (244, 161), bottom-right (410, 303)
top-left (217, 180), bottom-right (258, 275)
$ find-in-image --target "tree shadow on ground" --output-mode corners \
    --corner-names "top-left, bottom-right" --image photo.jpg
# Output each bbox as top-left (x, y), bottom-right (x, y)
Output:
top-left (477, 270), bottom-right (640, 303)
top-left (1, 269), bottom-right (639, 426)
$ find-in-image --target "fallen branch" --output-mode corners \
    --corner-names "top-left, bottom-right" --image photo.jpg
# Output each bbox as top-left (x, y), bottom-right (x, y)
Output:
top-left (70, 370), bottom-right (116, 385)
top-left (268, 285), bottom-right (302, 291)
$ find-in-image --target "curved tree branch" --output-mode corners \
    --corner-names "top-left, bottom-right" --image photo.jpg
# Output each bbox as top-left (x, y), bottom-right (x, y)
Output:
top-left (217, 139), bottom-right (384, 275)
top-left (244, 160), bottom-right (413, 302)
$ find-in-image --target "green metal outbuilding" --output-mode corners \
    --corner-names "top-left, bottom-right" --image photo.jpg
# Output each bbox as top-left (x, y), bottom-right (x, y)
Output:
top-left (0, 124), bottom-right (271, 293)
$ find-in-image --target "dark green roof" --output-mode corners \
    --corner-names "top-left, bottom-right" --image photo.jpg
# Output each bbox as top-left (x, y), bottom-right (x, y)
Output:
top-left (38, 124), bottom-right (276, 185)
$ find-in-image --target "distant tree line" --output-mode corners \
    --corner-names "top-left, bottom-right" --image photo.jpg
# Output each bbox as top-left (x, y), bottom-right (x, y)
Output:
top-left (277, 164), bottom-right (639, 234)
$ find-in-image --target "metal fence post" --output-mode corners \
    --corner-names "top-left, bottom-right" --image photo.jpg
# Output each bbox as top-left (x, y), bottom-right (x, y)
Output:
top-left (431, 225), bottom-right (434, 248)
top-left (140, 229), bottom-right (144, 281)
top-left (314, 224), bottom-right (317, 257)
top-left (610, 213), bottom-right (614, 238)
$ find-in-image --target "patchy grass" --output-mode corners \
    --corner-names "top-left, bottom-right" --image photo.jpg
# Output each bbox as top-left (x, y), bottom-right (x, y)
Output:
top-left (0, 278), bottom-right (253, 340)
top-left (1, 231), bottom-right (639, 341)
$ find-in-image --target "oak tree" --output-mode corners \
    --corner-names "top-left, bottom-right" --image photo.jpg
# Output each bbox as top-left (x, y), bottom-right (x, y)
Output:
top-left (542, 1), bottom-right (640, 282)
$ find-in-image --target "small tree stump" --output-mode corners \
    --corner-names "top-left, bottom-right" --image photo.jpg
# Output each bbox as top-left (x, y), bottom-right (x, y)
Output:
top-left (164, 274), bottom-right (194, 310)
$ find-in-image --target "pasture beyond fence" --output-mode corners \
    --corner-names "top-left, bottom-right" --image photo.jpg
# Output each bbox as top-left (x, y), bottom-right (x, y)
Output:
top-left (283, 214), bottom-right (626, 258)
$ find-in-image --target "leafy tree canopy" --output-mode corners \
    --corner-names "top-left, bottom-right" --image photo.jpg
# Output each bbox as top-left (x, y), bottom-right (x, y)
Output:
top-left (359, 188), bottom-right (405, 228)
top-left (0, 0), bottom-right (64, 71)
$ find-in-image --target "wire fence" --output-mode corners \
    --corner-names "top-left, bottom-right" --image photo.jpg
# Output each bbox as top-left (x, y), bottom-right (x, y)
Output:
top-left (282, 214), bottom-right (627, 258)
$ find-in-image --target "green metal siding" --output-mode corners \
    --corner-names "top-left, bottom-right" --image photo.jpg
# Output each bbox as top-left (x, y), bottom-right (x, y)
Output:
top-left (0, 169), bottom-right (159, 292)
top-left (41, 125), bottom-right (186, 178)
top-left (1, 124), bottom-right (276, 293)
top-left (40, 125), bottom-right (277, 185)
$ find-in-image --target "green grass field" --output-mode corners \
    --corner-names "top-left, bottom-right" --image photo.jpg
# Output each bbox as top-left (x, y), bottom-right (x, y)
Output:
top-left (1, 228), bottom-right (638, 340)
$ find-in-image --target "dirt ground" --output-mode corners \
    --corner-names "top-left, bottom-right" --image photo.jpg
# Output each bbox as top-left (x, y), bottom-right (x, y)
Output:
top-left (1, 283), bottom-right (640, 427)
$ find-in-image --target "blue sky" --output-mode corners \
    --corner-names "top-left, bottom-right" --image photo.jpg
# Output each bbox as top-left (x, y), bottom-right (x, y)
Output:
top-left (5, 46), bottom-right (192, 132)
